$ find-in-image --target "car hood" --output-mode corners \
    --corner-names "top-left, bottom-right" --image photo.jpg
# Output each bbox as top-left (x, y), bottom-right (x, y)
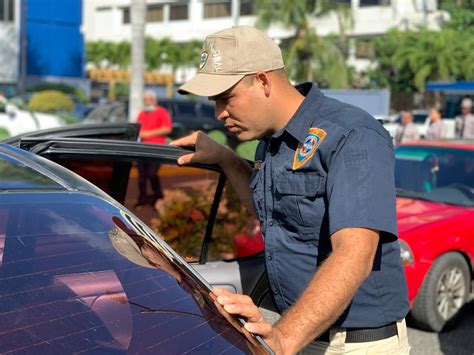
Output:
top-left (396, 197), bottom-right (467, 234)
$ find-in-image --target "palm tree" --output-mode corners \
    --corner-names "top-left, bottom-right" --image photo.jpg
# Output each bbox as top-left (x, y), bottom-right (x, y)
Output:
top-left (254, 0), bottom-right (351, 88)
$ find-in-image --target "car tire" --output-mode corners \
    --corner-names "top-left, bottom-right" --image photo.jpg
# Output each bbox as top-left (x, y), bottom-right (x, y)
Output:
top-left (411, 252), bottom-right (471, 332)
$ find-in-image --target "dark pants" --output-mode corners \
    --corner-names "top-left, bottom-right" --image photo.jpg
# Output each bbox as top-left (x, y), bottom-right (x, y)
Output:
top-left (137, 162), bottom-right (162, 204)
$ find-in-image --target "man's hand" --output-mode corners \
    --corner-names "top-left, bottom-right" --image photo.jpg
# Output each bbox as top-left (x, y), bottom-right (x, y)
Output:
top-left (213, 288), bottom-right (287, 354)
top-left (170, 131), bottom-right (229, 166)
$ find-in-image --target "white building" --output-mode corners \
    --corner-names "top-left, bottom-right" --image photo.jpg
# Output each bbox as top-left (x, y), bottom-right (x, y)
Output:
top-left (0, 0), bottom-right (20, 93)
top-left (83, 0), bottom-right (447, 81)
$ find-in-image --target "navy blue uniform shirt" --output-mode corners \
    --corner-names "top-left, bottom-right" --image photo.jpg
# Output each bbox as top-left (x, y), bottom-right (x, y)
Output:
top-left (251, 83), bottom-right (409, 328)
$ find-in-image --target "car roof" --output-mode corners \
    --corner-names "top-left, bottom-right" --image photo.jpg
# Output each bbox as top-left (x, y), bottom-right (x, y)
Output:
top-left (399, 140), bottom-right (474, 150)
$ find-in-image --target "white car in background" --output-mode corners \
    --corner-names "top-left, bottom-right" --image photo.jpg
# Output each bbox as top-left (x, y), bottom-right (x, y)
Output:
top-left (0, 103), bottom-right (65, 137)
top-left (383, 110), bottom-right (456, 139)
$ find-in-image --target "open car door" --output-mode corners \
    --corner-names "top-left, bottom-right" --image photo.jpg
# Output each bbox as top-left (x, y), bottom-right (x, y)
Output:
top-left (3, 122), bottom-right (140, 147)
top-left (17, 136), bottom-right (272, 312)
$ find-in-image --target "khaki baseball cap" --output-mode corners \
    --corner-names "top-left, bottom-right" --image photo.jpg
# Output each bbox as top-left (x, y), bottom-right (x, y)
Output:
top-left (178, 26), bottom-right (284, 97)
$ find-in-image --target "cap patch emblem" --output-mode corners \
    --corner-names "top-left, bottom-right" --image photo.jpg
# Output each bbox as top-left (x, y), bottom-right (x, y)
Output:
top-left (199, 51), bottom-right (209, 71)
top-left (293, 128), bottom-right (326, 170)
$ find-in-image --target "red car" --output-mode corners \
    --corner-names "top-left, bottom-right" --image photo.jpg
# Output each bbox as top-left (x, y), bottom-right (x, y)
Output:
top-left (235, 140), bottom-right (474, 332)
top-left (395, 140), bottom-right (474, 332)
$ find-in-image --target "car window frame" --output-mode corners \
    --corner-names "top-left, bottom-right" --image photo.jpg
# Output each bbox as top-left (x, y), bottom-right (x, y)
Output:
top-left (17, 137), bottom-right (227, 265)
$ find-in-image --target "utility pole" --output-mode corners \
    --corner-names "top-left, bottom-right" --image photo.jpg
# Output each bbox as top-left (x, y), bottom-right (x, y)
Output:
top-left (18, 0), bottom-right (27, 98)
top-left (129, 0), bottom-right (146, 122)
top-left (231, 0), bottom-right (240, 26)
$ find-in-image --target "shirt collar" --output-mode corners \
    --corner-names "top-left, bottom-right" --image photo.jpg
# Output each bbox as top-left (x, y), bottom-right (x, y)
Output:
top-left (272, 83), bottom-right (325, 144)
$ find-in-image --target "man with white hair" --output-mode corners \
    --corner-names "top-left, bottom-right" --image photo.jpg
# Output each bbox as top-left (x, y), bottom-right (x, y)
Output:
top-left (455, 98), bottom-right (474, 139)
top-left (135, 90), bottom-right (172, 207)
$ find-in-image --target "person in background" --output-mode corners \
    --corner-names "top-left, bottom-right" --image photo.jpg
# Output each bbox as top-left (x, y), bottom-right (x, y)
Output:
top-left (135, 90), bottom-right (172, 208)
top-left (426, 107), bottom-right (445, 140)
top-left (394, 111), bottom-right (420, 145)
top-left (455, 98), bottom-right (474, 139)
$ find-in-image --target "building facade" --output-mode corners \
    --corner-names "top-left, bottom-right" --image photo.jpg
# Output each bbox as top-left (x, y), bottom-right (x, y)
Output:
top-left (0, 0), bottom-right (20, 96)
top-left (83, 0), bottom-right (447, 78)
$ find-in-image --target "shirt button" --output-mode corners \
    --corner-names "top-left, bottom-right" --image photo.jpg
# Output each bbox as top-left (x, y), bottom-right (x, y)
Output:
top-left (269, 221), bottom-right (274, 226)
top-left (273, 289), bottom-right (279, 295)
top-left (267, 186), bottom-right (271, 191)
top-left (267, 254), bottom-right (272, 261)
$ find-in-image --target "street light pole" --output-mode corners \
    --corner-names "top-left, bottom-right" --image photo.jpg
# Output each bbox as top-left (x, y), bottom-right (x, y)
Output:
top-left (129, 0), bottom-right (146, 122)
top-left (231, 0), bottom-right (240, 26)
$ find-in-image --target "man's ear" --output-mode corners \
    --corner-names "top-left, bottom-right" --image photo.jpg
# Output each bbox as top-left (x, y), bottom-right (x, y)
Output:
top-left (255, 71), bottom-right (271, 97)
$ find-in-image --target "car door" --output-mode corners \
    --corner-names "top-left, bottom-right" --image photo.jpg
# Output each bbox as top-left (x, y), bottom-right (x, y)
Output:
top-left (18, 136), bottom-right (270, 310)
top-left (3, 122), bottom-right (141, 147)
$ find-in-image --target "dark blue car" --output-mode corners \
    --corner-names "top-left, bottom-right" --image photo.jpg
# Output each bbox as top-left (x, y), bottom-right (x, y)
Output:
top-left (0, 124), bottom-right (271, 354)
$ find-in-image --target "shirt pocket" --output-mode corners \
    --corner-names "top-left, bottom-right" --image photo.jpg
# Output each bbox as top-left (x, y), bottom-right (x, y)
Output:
top-left (274, 170), bottom-right (326, 232)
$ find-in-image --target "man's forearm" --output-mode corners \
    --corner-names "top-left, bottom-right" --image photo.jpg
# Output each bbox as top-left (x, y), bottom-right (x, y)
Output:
top-left (218, 147), bottom-right (256, 216)
top-left (275, 229), bottom-right (378, 353)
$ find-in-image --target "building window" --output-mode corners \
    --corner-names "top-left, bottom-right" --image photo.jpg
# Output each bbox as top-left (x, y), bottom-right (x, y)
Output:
top-left (240, 0), bottom-right (255, 16)
top-left (0, 0), bottom-right (15, 22)
top-left (360, 0), bottom-right (391, 6)
top-left (203, 1), bottom-right (231, 19)
top-left (170, 3), bottom-right (188, 21)
top-left (96, 6), bottom-right (112, 12)
top-left (355, 40), bottom-right (375, 59)
top-left (122, 7), bottom-right (130, 24)
top-left (147, 4), bottom-right (164, 22)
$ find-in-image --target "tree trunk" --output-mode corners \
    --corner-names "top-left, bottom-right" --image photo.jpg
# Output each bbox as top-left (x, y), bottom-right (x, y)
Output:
top-left (129, 0), bottom-right (146, 122)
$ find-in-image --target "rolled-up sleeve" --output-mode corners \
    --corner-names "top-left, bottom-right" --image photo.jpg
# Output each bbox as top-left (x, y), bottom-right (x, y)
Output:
top-left (326, 127), bottom-right (398, 241)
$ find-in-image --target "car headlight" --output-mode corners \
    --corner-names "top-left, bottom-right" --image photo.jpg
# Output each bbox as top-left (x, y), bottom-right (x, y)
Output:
top-left (399, 240), bottom-right (414, 265)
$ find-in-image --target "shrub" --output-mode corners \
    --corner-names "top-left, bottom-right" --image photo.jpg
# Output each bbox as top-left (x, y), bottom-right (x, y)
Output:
top-left (27, 83), bottom-right (89, 103)
top-left (151, 181), bottom-right (250, 261)
top-left (58, 113), bottom-right (79, 124)
top-left (28, 90), bottom-right (74, 113)
top-left (0, 127), bottom-right (10, 140)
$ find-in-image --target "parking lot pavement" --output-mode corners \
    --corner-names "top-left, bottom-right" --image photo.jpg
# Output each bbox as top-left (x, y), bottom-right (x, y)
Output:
top-left (408, 298), bottom-right (474, 355)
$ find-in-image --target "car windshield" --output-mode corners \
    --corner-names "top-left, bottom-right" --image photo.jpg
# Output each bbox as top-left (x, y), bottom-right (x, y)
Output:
top-left (395, 146), bottom-right (474, 207)
top-left (0, 192), bottom-right (259, 353)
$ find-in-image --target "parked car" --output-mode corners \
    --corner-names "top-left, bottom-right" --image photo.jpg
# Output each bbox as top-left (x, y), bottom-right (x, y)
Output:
top-left (231, 139), bottom-right (474, 332)
top-left (395, 140), bottom-right (474, 332)
top-left (158, 98), bottom-right (239, 148)
top-left (0, 125), bottom-right (272, 354)
top-left (0, 103), bottom-right (65, 137)
top-left (383, 110), bottom-right (456, 139)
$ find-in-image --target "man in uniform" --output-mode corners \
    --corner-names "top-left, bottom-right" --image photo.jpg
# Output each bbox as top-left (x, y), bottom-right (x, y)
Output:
top-left (172, 26), bottom-right (410, 354)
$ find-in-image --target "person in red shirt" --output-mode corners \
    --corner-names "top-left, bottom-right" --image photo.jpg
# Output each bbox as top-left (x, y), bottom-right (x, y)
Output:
top-left (135, 90), bottom-right (172, 207)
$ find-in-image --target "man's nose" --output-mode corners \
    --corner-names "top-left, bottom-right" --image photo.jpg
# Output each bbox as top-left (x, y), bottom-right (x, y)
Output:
top-left (215, 102), bottom-right (228, 121)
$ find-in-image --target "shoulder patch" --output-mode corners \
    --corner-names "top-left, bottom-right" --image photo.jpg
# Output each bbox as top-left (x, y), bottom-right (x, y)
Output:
top-left (293, 128), bottom-right (326, 170)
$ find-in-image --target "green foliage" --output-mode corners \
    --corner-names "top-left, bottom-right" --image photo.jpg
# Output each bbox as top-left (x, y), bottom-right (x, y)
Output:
top-left (28, 90), bottom-right (74, 113)
top-left (86, 40), bottom-right (130, 68)
top-left (152, 182), bottom-right (250, 261)
top-left (236, 141), bottom-right (259, 161)
top-left (0, 127), bottom-right (10, 140)
top-left (27, 83), bottom-right (89, 103)
top-left (58, 113), bottom-right (79, 124)
top-left (207, 130), bottom-right (228, 145)
top-left (283, 30), bottom-right (350, 88)
top-left (254, 0), bottom-right (350, 88)
top-left (367, 29), bottom-right (474, 92)
top-left (441, 0), bottom-right (474, 33)
top-left (86, 39), bottom-right (203, 72)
